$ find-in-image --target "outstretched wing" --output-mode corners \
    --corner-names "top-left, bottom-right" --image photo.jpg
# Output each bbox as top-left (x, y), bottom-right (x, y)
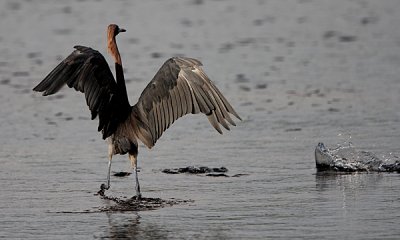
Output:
top-left (131, 57), bottom-right (241, 148)
top-left (33, 45), bottom-right (130, 139)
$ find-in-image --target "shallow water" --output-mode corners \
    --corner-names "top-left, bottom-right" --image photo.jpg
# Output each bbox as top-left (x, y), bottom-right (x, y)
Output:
top-left (1, 0), bottom-right (400, 239)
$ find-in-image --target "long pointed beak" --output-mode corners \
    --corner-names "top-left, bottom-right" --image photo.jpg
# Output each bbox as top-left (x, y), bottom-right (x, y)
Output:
top-left (119, 28), bottom-right (126, 33)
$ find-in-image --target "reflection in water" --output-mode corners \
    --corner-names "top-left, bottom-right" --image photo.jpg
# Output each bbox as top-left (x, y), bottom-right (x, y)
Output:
top-left (312, 172), bottom-right (400, 240)
top-left (315, 172), bottom-right (383, 192)
top-left (315, 172), bottom-right (384, 210)
top-left (98, 210), bottom-right (230, 239)
top-left (100, 213), bottom-right (168, 240)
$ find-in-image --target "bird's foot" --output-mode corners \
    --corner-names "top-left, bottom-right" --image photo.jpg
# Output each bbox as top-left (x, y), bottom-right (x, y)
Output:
top-left (97, 183), bottom-right (110, 196)
top-left (100, 183), bottom-right (110, 191)
top-left (97, 188), bottom-right (105, 196)
top-left (133, 193), bottom-right (142, 201)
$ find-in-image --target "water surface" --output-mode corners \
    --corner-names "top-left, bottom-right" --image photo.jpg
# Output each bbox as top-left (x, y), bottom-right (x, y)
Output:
top-left (1, 0), bottom-right (400, 239)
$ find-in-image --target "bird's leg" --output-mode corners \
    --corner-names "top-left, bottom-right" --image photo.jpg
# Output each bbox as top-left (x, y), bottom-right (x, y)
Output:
top-left (100, 147), bottom-right (113, 191)
top-left (134, 166), bottom-right (141, 199)
top-left (129, 154), bottom-right (141, 200)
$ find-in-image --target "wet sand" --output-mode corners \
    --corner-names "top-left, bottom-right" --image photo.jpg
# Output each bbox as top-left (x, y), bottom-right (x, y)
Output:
top-left (1, 0), bottom-right (400, 239)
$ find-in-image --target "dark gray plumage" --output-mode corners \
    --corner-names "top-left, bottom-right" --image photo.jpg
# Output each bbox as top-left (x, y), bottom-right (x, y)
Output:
top-left (33, 46), bottom-right (130, 139)
top-left (33, 24), bottom-right (240, 198)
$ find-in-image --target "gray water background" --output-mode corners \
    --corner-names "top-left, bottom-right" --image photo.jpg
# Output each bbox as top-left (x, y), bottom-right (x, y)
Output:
top-left (1, 0), bottom-right (400, 239)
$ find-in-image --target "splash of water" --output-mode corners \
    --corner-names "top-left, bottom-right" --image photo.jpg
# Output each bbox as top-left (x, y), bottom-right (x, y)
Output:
top-left (315, 142), bottom-right (400, 172)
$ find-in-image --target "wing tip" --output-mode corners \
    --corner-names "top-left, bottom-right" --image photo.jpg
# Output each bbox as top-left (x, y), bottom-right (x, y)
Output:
top-left (235, 114), bottom-right (242, 121)
top-left (228, 109), bottom-right (242, 121)
top-left (32, 85), bottom-right (52, 96)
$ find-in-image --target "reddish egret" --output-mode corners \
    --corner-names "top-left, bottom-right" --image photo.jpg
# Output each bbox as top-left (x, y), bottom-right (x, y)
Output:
top-left (33, 24), bottom-right (240, 199)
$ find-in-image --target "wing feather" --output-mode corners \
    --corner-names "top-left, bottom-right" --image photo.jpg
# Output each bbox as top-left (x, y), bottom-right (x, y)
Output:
top-left (131, 57), bottom-right (240, 148)
top-left (155, 103), bottom-right (162, 139)
top-left (170, 88), bottom-right (179, 121)
top-left (165, 98), bottom-right (172, 130)
top-left (203, 83), bottom-right (236, 126)
top-left (207, 112), bottom-right (222, 134)
top-left (179, 76), bottom-right (196, 113)
top-left (148, 108), bottom-right (156, 140)
top-left (33, 46), bottom-right (130, 139)
top-left (160, 99), bottom-right (167, 133)
top-left (175, 81), bottom-right (186, 117)
top-left (203, 86), bottom-right (231, 130)
top-left (166, 96), bottom-right (174, 127)
top-left (192, 85), bottom-right (210, 113)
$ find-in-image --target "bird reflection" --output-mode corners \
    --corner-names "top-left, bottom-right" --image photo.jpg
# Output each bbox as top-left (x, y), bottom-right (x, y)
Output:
top-left (101, 212), bottom-right (168, 240)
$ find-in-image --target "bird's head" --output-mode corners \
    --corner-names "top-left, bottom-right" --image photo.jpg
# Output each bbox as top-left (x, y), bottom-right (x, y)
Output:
top-left (107, 24), bottom-right (126, 37)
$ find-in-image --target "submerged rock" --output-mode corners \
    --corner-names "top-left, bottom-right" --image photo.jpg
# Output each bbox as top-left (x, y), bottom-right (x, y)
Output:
top-left (162, 166), bottom-right (228, 175)
top-left (206, 173), bottom-right (229, 177)
top-left (162, 166), bottom-right (248, 177)
top-left (315, 142), bottom-right (400, 172)
top-left (113, 171), bottom-right (131, 177)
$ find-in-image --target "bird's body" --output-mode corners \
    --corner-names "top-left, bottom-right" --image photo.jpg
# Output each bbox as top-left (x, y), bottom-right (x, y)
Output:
top-left (33, 24), bottom-right (240, 198)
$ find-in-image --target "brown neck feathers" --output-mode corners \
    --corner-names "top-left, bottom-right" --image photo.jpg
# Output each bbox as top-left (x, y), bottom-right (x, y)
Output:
top-left (107, 30), bottom-right (122, 65)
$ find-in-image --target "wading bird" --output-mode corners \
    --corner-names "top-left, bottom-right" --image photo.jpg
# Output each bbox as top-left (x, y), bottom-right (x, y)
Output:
top-left (33, 24), bottom-right (240, 199)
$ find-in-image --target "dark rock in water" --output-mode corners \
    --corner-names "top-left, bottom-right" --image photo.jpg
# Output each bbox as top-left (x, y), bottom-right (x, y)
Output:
top-left (113, 171), bottom-right (131, 177)
top-left (231, 173), bottom-right (249, 177)
top-left (315, 142), bottom-right (400, 173)
top-left (185, 166), bottom-right (211, 173)
top-left (162, 166), bottom-right (247, 177)
top-left (161, 169), bottom-right (180, 174)
top-left (212, 167), bottom-right (228, 173)
top-left (162, 166), bottom-right (227, 175)
top-left (380, 162), bottom-right (400, 172)
top-left (206, 173), bottom-right (229, 177)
